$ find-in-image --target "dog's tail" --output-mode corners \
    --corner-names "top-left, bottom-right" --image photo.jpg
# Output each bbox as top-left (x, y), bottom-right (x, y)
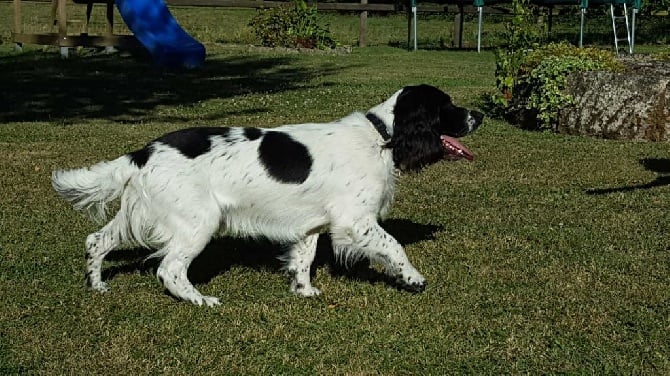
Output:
top-left (52, 156), bottom-right (139, 223)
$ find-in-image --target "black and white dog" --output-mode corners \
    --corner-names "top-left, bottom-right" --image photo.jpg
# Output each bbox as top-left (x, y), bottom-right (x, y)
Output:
top-left (52, 84), bottom-right (483, 306)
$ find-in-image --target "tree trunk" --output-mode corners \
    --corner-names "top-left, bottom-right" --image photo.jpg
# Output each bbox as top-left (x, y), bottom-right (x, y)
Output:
top-left (557, 57), bottom-right (670, 141)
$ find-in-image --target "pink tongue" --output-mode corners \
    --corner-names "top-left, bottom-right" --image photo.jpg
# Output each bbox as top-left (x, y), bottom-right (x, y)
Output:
top-left (441, 135), bottom-right (474, 161)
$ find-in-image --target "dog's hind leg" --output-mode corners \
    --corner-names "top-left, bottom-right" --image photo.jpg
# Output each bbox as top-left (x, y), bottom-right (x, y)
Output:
top-left (331, 217), bottom-right (426, 293)
top-left (85, 218), bottom-right (122, 292)
top-left (156, 236), bottom-right (220, 307)
top-left (283, 234), bottom-right (320, 297)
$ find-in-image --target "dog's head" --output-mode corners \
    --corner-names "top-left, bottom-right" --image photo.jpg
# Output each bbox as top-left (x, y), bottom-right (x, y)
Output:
top-left (384, 84), bottom-right (483, 172)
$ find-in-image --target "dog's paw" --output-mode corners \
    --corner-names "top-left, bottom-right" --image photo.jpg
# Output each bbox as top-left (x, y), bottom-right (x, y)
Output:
top-left (201, 296), bottom-right (221, 307)
top-left (398, 279), bottom-right (427, 293)
top-left (188, 295), bottom-right (221, 307)
top-left (291, 284), bottom-right (321, 297)
top-left (87, 280), bottom-right (110, 292)
top-left (396, 273), bottom-right (426, 293)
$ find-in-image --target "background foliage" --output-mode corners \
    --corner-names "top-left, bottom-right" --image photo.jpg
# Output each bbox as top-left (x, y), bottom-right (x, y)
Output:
top-left (248, 0), bottom-right (337, 49)
top-left (492, 42), bottom-right (623, 130)
top-left (640, 0), bottom-right (670, 15)
top-left (491, 0), bottom-right (545, 115)
top-left (489, 0), bottom-right (640, 131)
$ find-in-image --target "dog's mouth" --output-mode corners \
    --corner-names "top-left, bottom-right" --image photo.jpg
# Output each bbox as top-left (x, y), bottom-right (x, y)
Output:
top-left (441, 135), bottom-right (474, 161)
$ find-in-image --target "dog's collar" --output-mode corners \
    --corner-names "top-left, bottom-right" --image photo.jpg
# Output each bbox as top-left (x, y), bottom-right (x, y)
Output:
top-left (365, 112), bottom-right (391, 141)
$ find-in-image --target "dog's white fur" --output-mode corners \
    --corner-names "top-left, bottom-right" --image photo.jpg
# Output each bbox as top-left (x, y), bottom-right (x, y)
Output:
top-left (53, 85), bottom-right (481, 306)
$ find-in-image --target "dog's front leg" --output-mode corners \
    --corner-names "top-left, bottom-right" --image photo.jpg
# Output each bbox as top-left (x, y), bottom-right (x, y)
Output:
top-left (332, 217), bottom-right (426, 292)
top-left (283, 234), bottom-right (321, 297)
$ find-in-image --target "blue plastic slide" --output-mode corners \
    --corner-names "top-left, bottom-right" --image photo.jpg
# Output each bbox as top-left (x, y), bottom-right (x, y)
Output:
top-left (115, 0), bottom-right (205, 68)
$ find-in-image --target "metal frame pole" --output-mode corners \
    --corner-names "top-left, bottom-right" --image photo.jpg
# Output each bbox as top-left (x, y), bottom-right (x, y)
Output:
top-left (477, 6), bottom-right (482, 53)
top-left (630, 7), bottom-right (637, 53)
top-left (579, 8), bottom-right (585, 48)
top-left (412, 0), bottom-right (417, 51)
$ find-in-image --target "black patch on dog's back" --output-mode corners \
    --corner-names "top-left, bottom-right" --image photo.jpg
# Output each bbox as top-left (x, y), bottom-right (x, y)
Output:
top-left (258, 131), bottom-right (312, 184)
top-left (156, 127), bottom-right (231, 159)
top-left (128, 127), bottom-right (232, 167)
top-left (244, 127), bottom-right (263, 141)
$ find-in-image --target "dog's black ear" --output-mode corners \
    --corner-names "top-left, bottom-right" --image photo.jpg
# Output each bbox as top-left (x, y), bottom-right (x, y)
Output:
top-left (389, 87), bottom-right (445, 171)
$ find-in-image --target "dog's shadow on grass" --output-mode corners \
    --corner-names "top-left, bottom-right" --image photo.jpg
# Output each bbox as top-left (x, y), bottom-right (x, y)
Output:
top-left (586, 158), bottom-right (670, 195)
top-left (103, 218), bottom-right (442, 289)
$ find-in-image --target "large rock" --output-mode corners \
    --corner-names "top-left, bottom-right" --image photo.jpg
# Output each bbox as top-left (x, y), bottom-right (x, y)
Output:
top-left (557, 57), bottom-right (670, 141)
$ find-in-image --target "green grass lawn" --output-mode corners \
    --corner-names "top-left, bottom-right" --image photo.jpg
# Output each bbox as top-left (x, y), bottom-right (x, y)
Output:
top-left (1, 4), bottom-right (670, 375)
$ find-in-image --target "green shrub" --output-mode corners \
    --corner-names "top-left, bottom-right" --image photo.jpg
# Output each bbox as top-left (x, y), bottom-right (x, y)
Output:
top-left (520, 42), bottom-right (624, 74)
top-left (522, 55), bottom-right (610, 128)
top-left (492, 42), bottom-right (623, 131)
top-left (490, 0), bottom-right (545, 115)
top-left (248, 0), bottom-right (337, 50)
top-left (489, 0), bottom-right (624, 130)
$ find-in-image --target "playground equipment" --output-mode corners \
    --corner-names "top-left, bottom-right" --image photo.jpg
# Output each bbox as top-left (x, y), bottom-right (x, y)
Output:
top-left (116, 0), bottom-right (205, 68)
top-left (408, 0), bottom-right (641, 53)
top-left (608, 0), bottom-right (639, 53)
top-left (483, 0), bottom-right (640, 53)
top-left (12, 0), bottom-right (205, 68)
